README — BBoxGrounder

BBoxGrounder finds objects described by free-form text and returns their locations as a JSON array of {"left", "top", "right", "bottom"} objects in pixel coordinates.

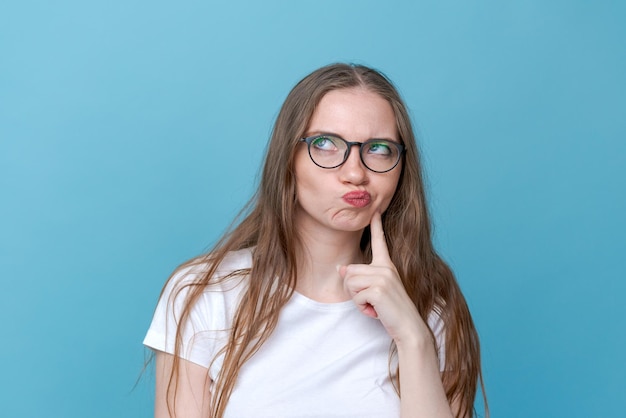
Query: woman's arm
[
  {"left": 155, "top": 351, "right": 212, "bottom": 418},
  {"left": 341, "top": 212, "right": 453, "bottom": 418},
  {"left": 396, "top": 338, "right": 453, "bottom": 418}
]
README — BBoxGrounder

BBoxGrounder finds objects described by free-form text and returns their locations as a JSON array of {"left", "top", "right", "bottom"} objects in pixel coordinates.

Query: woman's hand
[
  {"left": 340, "top": 212, "right": 454, "bottom": 418},
  {"left": 338, "top": 211, "right": 431, "bottom": 348}
]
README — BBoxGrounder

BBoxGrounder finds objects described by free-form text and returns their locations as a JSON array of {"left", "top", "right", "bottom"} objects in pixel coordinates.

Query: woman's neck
[{"left": 295, "top": 224, "right": 364, "bottom": 303}]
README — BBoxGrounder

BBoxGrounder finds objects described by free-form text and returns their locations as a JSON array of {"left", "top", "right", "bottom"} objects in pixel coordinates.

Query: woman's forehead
[{"left": 306, "top": 88, "right": 398, "bottom": 141}]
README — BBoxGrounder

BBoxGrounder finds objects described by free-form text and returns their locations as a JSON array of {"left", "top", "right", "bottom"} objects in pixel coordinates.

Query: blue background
[{"left": 1, "top": 1, "right": 624, "bottom": 417}]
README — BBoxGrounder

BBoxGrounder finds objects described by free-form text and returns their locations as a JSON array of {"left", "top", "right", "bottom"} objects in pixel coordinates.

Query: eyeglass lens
[{"left": 307, "top": 135, "right": 401, "bottom": 172}]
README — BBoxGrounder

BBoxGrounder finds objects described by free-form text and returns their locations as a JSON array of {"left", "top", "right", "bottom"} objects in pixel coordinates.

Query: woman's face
[{"left": 294, "top": 87, "right": 402, "bottom": 234}]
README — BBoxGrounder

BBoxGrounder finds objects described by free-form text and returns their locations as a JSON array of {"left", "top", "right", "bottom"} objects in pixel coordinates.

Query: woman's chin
[{"left": 330, "top": 216, "right": 371, "bottom": 233}]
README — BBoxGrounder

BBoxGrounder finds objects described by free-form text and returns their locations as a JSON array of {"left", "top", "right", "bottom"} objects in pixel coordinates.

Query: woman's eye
[
  {"left": 312, "top": 137, "right": 338, "bottom": 151},
  {"left": 367, "top": 141, "right": 392, "bottom": 155}
]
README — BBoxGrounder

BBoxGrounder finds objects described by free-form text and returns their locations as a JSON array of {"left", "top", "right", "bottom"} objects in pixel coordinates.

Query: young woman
[{"left": 144, "top": 63, "right": 487, "bottom": 418}]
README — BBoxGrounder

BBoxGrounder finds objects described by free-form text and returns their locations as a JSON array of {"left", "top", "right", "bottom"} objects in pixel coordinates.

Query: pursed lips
[{"left": 342, "top": 191, "right": 371, "bottom": 208}]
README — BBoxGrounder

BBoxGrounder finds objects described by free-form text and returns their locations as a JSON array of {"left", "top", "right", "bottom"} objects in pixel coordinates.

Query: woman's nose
[{"left": 339, "top": 145, "right": 368, "bottom": 184}]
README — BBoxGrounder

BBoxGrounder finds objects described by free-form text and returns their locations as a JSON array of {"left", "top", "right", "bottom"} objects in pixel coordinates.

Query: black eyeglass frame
[{"left": 299, "top": 135, "right": 405, "bottom": 173}]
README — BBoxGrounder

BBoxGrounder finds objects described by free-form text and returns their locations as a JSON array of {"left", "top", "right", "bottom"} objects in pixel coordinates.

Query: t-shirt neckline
[{"left": 290, "top": 290, "right": 357, "bottom": 312}]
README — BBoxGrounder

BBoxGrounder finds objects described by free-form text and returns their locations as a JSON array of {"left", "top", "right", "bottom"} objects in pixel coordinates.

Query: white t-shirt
[{"left": 144, "top": 248, "right": 446, "bottom": 418}]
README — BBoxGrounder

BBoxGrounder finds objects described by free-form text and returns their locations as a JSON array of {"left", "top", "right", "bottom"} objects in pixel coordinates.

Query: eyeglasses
[{"left": 300, "top": 134, "right": 405, "bottom": 173}]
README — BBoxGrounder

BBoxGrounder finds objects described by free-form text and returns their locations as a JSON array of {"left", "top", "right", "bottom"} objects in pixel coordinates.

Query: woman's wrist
[{"left": 394, "top": 324, "right": 437, "bottom": 358}]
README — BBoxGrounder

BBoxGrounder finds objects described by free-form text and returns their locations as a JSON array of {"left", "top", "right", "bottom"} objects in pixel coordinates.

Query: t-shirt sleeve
[
  {"left": 427, "top": 308, "right": 447, "bottom": 372},
  {"left": 143, "top": 266, "right": 229, "bottom": 369}
]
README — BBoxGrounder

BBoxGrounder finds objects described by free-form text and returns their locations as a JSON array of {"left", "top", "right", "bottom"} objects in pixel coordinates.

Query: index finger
[{"left": 370, "top": 211, "right": 392, "bottom": 265}]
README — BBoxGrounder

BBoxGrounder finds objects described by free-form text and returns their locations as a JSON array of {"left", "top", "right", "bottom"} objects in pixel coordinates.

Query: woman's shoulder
[
  {"left": 214, "top": 247, "right": 254, "bottom": 276},
  {"left": 145, "top": 248, "right": 254, "bottom": 365},
  {"left": 159, "top": 248, "right": 253, "bottom": 306},
  {"left": 158, "top": 247, "right": 254, "bottom": 315},
  {"left": 171, "top": 247, "right": 254, "bottom": 283}
]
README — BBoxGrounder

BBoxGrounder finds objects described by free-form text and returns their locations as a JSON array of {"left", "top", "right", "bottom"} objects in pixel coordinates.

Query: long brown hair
[{"left": 161, "top": 63, "right": 487, "bottom": 417}]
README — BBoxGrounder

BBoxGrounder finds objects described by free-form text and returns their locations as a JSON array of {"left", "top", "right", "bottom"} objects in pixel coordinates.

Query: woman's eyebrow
[
  {"left": 304, "top": 131, "right": 400, "bottom": 143},
  {"left": 304, "top": 131, "right": 345, "bottom": 139}
]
